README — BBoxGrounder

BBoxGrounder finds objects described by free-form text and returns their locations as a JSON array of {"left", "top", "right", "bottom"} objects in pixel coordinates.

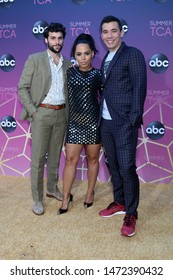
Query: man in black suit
[{"left": 99, "top": 15, "right": 147, "bottom": 237}]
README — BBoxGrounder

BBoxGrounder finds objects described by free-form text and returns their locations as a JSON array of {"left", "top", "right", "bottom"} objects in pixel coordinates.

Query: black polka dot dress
[{"left": 66, "top": 67, "right": 102, "bottom": 144}]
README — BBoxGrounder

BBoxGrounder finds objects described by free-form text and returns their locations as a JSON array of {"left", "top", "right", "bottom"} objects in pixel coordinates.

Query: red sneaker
[
  {"left": 121, "top": 214, "right": 136, "bottom": 237},
  {"left": 99, "top": 202, "right": 125, "bottom": 218}
]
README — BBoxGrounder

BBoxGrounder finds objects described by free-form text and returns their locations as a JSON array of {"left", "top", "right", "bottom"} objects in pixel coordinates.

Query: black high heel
[
  {"left": 84, "top": 201, "right": 93, "bottom": 208},
  {"left": 84, "top": 190, "right": 94, "bottom": 208},
  {"left": 57, "top": 193, "right": 73, "bottom": 215}
]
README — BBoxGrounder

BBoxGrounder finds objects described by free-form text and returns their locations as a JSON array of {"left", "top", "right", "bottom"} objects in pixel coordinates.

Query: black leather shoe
[{"left": 57, "top": 194, "right": 73, "bottom": 215}]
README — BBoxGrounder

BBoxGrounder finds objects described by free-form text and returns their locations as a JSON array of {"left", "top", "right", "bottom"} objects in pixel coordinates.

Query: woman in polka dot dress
[{"left": 57, "top": 33, "right": 102, "bottom": 214}]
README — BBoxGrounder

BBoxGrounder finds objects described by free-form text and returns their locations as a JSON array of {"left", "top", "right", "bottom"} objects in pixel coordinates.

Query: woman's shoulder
[
  {"left": 67, "top": 65, "right": 75, "bottom": 72},
  {"left": 93, "top": 68, "right": 101, "bottom": 72},
  {"left": 67, "top": 65, "right": 80, "bottom": 76},
  {"left": 92, "top": 68, "right": 101, "bottom": 76}
]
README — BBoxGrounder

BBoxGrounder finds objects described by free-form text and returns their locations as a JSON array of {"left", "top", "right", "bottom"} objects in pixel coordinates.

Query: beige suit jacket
[{"left": 18, "top": 50, "right": 71, "bottom": 121}]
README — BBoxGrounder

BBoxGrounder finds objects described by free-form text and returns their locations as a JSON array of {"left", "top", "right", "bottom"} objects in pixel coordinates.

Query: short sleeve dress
[{"left": 66, "top": 67, "right": 102, "bottom": 144}]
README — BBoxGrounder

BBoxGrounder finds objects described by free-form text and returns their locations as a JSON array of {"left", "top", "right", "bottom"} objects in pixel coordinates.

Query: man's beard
[{"left": 48, "top": 43, "right": 63, "bottom": 54}]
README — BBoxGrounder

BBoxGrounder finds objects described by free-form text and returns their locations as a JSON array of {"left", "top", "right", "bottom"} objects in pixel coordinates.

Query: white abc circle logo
[
  {"left": 149, "top": 54, "right": 169, "bottom": 73},
  {"left": 154, "top": 0, "right": 167, "bottom": 3},
  {"left": 72, "top": 0, "right": 87, "bottom": 4},
  {"left": 120, "top": 19, "right": 128, "bottom": 34},
  {"left": 0, "top": 54, "right": 16, "bottom": 72},
  {"left": 0, "top": 0, "right": 14, "bottom": 8},
  {"left": 32, "top": 20, "right": 48, "bottom": 39},
  {"left": 0, "top": 0, "right": 14, "bottom": 1},
  {"left": 146, "top": 121, "right": 165, "bottom": 140},
  {"left": 1, "top": 115, "right": 17, "bottom": 133}
]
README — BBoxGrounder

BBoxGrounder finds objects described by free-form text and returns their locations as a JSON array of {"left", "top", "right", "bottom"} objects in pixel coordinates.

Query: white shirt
[
  {"left": 42, "top": 51, "right": 65, "bottom": 105},
  {"left": 102, "top": 51, "right": 116, "bottom": 120}
]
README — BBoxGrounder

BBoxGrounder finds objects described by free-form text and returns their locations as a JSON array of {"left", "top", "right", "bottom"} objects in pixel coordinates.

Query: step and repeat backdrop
[{"left": 0, "top": 0, "right": 173, "bottom": 183}]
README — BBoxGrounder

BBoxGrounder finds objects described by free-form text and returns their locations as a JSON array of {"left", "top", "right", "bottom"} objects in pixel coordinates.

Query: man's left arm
[{"left": 129, "top": 48, "right": 147, "bottom": 127}]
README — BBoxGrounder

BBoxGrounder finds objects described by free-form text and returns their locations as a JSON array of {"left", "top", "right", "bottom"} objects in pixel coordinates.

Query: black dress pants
[{"left": 101, "top": 116, "right": 139, "bottom": 218}]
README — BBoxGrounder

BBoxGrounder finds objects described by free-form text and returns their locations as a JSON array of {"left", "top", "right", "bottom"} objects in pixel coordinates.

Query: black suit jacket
[{"left": 101, "top": 42, "right": 147, "bottom": 127}]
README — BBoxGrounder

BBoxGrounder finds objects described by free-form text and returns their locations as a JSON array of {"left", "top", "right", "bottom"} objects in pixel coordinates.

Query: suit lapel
[
  {"left": 42, "top": 51, "right": 51, "bottom": 74},
  {"left": 102, "top": 42, "right": 126, "bottom": 85}
]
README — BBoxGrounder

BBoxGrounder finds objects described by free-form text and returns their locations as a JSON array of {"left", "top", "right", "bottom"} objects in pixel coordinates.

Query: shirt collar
[{"left": 47, "top": 50, "right": 63, "bottom": 63}]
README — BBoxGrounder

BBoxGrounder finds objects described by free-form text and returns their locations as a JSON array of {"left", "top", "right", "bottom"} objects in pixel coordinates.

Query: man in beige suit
[{"left": 18, "top": 22, "right": 71, "bottom": 215}]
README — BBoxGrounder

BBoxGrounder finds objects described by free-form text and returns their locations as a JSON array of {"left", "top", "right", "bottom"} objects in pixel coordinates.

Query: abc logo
[
  {"left": 149, "top": 54, "right": 169, "bottom": 73},
  {"left": 154, "top": 0, "right": 167, "bottom": 3},
  {"left": 70, "top": 57, "right": 77, "bottom": 65},
  {"left": 32, "top": 20, "right": 48, "bottom": 39},
  {"left": 0, "top": 54, "right": 15, "bottom": 72},
  {"left": 72, "top": 0, "right": 87, "bottom": 4},
  {"left": 0, "top": 0, "right": 14, "bottom": 8},
  {"left": 1, "top": 115, "right": 17, "bottom": 133},
  {"left": 120, "top": 19, "right": 128, "bottom": 34},
  {"left": 146, "top": 121, "right": 165, "bottom": 140}
]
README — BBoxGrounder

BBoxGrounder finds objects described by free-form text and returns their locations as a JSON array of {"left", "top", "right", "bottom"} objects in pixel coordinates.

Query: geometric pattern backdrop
[{"left": 0, "top": 0, "right": 173, "bottom": 184}]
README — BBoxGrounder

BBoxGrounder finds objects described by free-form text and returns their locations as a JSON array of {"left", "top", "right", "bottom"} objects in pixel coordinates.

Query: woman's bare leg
[
  {"left": 85, "top": 144, "right": 101, "bottom": 204},
  {"left": 60, "top": 143, "right": 83, "bottom": 209}
]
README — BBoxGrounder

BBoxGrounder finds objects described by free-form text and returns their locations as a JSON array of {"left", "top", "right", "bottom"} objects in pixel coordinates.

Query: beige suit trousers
[{"left": 31, "top": 106, "right": 66, "bottom": 202}]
